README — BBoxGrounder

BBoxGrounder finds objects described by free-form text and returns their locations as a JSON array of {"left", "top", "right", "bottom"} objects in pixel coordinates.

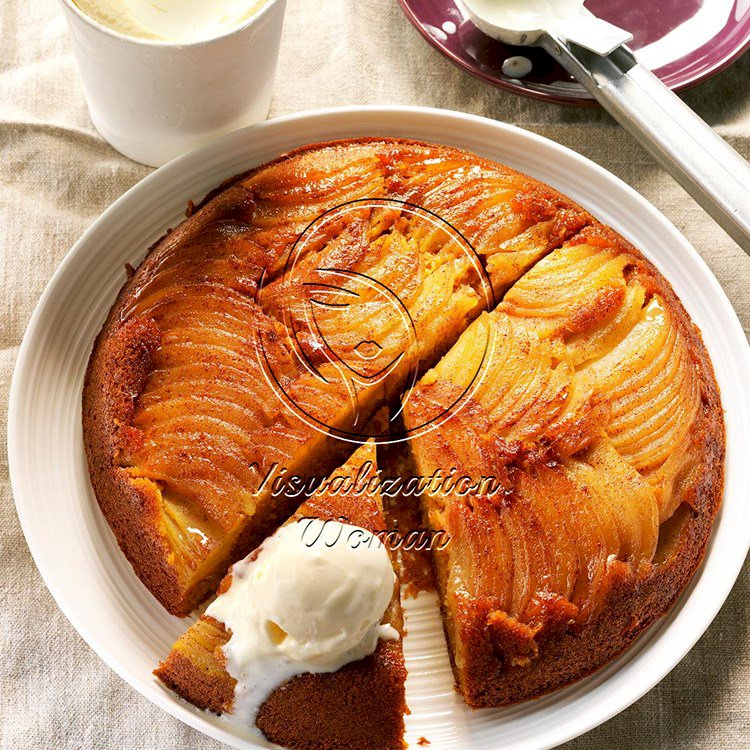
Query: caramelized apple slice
[
  {"left": 383, "top": 142, "right": 589, "bottom": 294},
  {"left": 437, "top": 491, "right": 559, "bottom": 634},
  {"left": 573, "top": 440, "right": 659, "bottom": 567},
  {"left": 581, "top": 296, "right": 701, "bottom": 520},
  {"left": 127, "top": 232, "right": 273, "bottom": 305},
  {"left": 420, "top": 311, "right": 600, "bottom": 452},
  {"left": 500, "top": 235, "right": 632, "bottom": 339},
  {"left": 514, "top": 463, "right": 616, "bottom": 623},
  {"left": 566, "top": 280, "right": 646, "bottom": 366},
  {"left": 437, "top": 500, "right": 513, "bottom": 627},
  {"left": 240, "top": 144, "right": 390, "bottom": 272},
  {"left": 431, "top": 450, "right": 640, "bottom": 665},
  {"left": 259, "top": 209, "right": 487, "bottom": 381},
  {"left": 503, "top": 496, "right": 557, "bottom": 619}
]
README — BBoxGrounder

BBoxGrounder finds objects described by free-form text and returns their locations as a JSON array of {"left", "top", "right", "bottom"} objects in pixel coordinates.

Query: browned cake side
[
  {"left": 403, "top": 223, "right": 724, "bottom": 706},
  {"left": 155, "top": 442, "right": 408, "bottom": 750},
  {"left": 156, "top": 618, "right": 406, "bottom": 750},
  {"left": 83, "top": 137, "right": 589, "bottom": 616}
]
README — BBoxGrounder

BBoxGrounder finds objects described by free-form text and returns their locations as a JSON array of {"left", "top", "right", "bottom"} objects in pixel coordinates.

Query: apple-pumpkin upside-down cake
[{"left": 83, "top": 138, "right": 723, "bottom": 735}]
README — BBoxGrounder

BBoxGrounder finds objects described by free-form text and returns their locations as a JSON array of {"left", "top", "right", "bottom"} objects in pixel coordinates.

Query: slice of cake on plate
[
  {"left": 155, "top": 440, "right": 408, "bottom": 750},
  {"left": 403, "top": 225, "right": 723, "bottom": 706}
]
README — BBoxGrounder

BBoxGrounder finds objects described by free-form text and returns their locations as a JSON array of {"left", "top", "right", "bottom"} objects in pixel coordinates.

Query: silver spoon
[{"left": 463, "top": 0, "right": 750, "bottom": 253}]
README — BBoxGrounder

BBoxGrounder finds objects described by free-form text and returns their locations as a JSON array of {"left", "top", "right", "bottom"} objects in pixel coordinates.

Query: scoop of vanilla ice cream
[
  {"left": 73, "top": 0, "right": 268, "bottom": 43},
  {"left": 252, "top": 519, "right": 396, "bottom": 661},
  {"left": 205, "top": 519, "right": 398, "bottom": 727}
]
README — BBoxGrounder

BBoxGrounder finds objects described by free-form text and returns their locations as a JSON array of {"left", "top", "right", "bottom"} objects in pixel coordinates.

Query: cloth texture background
[{"left": 1, "top": 0, "right": 748, "bottom": 747}]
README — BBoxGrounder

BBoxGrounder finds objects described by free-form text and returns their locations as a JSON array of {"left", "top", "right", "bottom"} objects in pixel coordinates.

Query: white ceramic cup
[{"left": 59, "top": 0, "right": 286, "bottom": 167}]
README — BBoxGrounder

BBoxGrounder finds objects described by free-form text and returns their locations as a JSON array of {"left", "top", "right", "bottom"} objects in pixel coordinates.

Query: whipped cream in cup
[
  {"left": 59, "top": 0, "right": 286, "bottom": 166},
  {"left": 72, "top": 0, "right": 270, "bottom": 43}
]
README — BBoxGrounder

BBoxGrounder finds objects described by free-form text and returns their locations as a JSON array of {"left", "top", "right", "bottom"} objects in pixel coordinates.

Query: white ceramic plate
[{"left": 9, "top": 106, "right": 750, "bottom": 750}]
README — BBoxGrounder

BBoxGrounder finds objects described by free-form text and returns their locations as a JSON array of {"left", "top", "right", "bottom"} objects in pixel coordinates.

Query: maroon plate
[{"left": 398, "top": 0, "right": 750, "bottom": 104}]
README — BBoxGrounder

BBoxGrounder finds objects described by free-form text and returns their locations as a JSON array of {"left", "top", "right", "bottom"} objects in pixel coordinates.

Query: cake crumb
[{"left": 417, "top": 738, "right": 430, "bottom": 746}]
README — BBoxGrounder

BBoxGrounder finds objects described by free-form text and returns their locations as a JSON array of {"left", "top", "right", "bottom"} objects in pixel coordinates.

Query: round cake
[{"left": 82, "top": 138, "right": 724, "bottom": 718}]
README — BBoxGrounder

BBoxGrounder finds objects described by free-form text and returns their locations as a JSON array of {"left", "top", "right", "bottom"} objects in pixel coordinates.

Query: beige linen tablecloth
[{"left": 1, "top": 0, "right": 748, "bottom": 747}]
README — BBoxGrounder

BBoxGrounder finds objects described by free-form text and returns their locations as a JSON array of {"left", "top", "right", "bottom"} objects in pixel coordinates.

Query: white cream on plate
[
  {"left": 205, "top": 519, "right": 399, "bottom": 728},
  {"left": 73, "top": 0, "right": 268, "bottom": 43},
  {"left": 463, "top": 0, "right": 585, "bottom": 31}
]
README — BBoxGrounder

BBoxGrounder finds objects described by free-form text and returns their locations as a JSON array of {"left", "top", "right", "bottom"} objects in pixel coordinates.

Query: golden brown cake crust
[
  {"left": 256, "top": 639, "right": 407, "bottom": 750},
  {"left": 156, "top": 624, "right": 407, "bottom": 750}
]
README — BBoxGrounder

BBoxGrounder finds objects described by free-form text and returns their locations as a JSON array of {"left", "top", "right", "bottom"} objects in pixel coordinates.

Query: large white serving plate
[{"left": 9, "top": 106, "right": 750, "bottom": 750}]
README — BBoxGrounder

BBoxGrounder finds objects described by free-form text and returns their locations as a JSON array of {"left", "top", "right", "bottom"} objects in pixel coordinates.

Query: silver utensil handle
[{"left": 543, "top": 39, "right": 750, "bottom": 253}]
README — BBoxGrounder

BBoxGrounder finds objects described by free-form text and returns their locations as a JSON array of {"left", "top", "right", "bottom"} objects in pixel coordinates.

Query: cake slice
[
  {"left": 155, "top": 440, "right": 408, "bottom": 750},
  {"left": 403, "top": 224, "right": 723, "bottom": 706}
]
